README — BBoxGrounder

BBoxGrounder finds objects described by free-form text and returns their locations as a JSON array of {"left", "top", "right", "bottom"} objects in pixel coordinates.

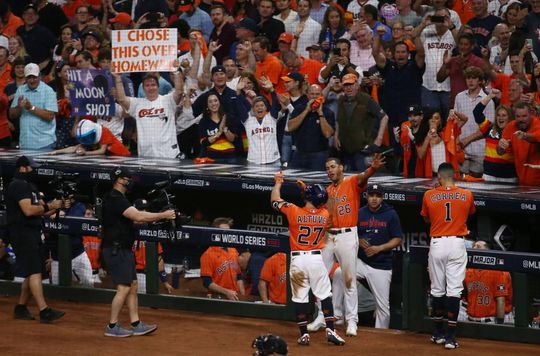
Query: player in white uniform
[{"left": 114, "top": 72, "right": 184, "bottom": 158}]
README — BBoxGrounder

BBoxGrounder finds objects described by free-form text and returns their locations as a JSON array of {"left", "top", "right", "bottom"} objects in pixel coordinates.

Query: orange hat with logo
[{"left": 109, "top": 12, "right": 132, "bottom": 25}]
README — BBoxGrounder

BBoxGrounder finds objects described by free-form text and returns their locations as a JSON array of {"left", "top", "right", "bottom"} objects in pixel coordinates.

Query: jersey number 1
[
  {"left": 298, "top": 226, "right": 324, "bottom": 246},
  {"left": 444, "top": 202, "right": 452, "bottom": 222}
]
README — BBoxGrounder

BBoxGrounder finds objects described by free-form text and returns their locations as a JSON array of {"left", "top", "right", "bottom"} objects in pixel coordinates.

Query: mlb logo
[
  {"left": 211, "top": 234, "right": 221, "bottom": 242},
  {"left": 497, "top": 284, "right": 505, "bottom": 291},
  {"left": 497, "top": 258, "right": 505, "bottom": 265}
]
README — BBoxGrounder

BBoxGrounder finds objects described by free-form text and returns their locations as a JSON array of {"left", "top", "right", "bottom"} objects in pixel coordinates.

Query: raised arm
[
  {"left": 172, "top": 71, "right": 185, "bottom": 105},
  {"left": 113, "top": 74, "right": 130, "bottom": 111},
  {"left": 357, "top": 153, "right": 385, "bottom": 186},
  {"left": 372, "top": 27, "right": 387, "bottom": 69}
]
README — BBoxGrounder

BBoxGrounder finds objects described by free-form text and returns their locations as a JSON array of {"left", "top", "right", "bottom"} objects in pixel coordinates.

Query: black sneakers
[
  {"left": 14, "top": 304, "right": 35, "bottom": 320},
  {"left": 39, "top": 307, "right": 65, "bottom": 323}
]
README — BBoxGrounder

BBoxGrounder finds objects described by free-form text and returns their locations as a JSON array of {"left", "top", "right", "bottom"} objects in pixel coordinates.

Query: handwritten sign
[{"left": 111, "top": 29, "right": 177, "bottom": 73}]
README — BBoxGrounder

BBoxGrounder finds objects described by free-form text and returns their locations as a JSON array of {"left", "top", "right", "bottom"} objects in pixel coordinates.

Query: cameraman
[
  {"left": 102, "top": 167, "right": 175, "bottom": 338},
  {"left": 6, "top": 156, "right": 65, "bottom": 323}
]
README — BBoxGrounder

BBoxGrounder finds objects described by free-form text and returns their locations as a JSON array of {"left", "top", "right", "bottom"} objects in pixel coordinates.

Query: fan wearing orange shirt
[
  {"left": 271, "top": 171, "right": 345, "bottom": 347},
  {"left": 253, "top": 36, "right": 287, "bottom": 97},
  {"left": 50, "top": 119, "right": 130, "bottom": 156},
  {"left": 497, "top": 102, "right": 540, "bottom": 186},
  {"left": 258, "top": 252, "right": 287, "bottom": 304},
  {"left": 81, "top": 205, "right": 103, "bottom": 284},
  {"left": 420, "top": 162, "right": 476, "bottom": 350},
  {"left": 200, "top": 218, "right": 245, "bottom": 300}
]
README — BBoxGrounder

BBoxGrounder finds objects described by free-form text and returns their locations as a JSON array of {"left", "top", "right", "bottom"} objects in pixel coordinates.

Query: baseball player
[
  {"left": 421, "top": 162, "right": 476, "bottom": 349},
  {"left": 258, "top": 252, "right": 287, "bottom": 304},
  {"left": 356, "top": 184, "right": 402, "bottom": 329},
  {"left": 309, "top": 154, "right": 385, "bottom": 337},
  {"left": 460, "top": 240, "right": 513, "bottom": 324},
  {"left": 271, "top": 171, "right": 345, "bottom": 346}
]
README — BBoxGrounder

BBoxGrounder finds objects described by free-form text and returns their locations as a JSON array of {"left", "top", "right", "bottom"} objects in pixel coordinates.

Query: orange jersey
[
  {"left": 259, "top": 252, "right": 287, "bottom": 304},
  {"left": 421, "top": 185, "right": 476, "bottom": 237},
  {"left": 297, "top": 57, "right": 324, "bottom": 85},
  {"left": 100, "top": 126, "right": 131, "bottom": 156},
  {"left": 200, "top": 247, "right": 241, "bottom": 292},
  {"left": 82, "top": 235, "right": 102, "bottom": 270},
  {"left": 452, "top": 0, "right": 475, "bottom": 25},
  {"left": 502, "top": 119, "right": 540, "bottom": 186},
  {"left": 133, "top": 241, "right": 164, "bottom": 271},
  {"left": 280, "top": 203, "right": 330, "bottom": 251},
  {"left": 327, "top": 175, "right": 365, "bottom": 228},
  {"left": 465, "top": 269, "right": 513, "bottom": 318}
]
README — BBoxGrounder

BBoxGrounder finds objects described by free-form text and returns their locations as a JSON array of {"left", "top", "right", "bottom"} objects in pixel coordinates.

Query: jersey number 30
[{"left": 298, "top": 226, "right": 324, "bottom": 246}]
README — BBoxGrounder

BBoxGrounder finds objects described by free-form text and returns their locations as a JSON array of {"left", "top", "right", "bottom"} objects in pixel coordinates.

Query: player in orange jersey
[
  {"left": 259, "top": 252, "right": 287, "bottom": 304},
  {"left": 421, "top": 162, "right": 476, "bottom": 349},
  {"left": 460, "top": 240, "right": 513, "bottom": 324},
  {"left": 272, "top": 171, "right": 345, "bottom": 347},
  {"left": 309, "top": 154, "right": 385, "bottom": 337}
]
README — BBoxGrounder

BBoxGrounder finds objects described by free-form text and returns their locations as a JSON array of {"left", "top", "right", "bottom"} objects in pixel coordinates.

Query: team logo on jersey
[
  {"left": 497, "top": 284, "right": 506, "bottom": 292},
  {"left": 138, "top": 107, "right": 165, "bottom": 118}
]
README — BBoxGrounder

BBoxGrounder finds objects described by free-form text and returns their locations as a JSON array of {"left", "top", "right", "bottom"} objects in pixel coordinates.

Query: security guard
[
  {"left": 102, "top": 167, "right": 176, "bottom": 338},
  {"left": 6, "top": 156, "right": 65, "bottom": 323}
]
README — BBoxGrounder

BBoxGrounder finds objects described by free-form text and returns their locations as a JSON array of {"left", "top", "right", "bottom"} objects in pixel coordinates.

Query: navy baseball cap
[
  {"left": 408, "top": 104, "right": 423, "bottom": 116},
  {"left": 367, "top": 184, "right": 384, "bottom": 195},
  {"left": 211, "top": 65, "right": 226, "bottom": 75},
  {"left": 237, "top": 18, "right": 258, "bottom": 34},
  {"left": 16, "top": 155, "right": 41, "bottom": 168},
  {"left": 281, "top": 72, "right": 304, "bottom": 83},
  {"left": 112, "top": 166, "right": 132, "bottom": 180}
]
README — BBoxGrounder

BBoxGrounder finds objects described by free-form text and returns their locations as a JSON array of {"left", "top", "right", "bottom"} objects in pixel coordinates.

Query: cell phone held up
[
  {"left": 430, "top": 15, "right": 445, "bottom": 24},
  {"left": 332, "top": 48, "right": 341, "bottom": 56}
]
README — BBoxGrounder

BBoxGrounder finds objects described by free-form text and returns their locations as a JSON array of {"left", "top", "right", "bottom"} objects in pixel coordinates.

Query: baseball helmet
[
  {"left": 304, "top": 184, "right": 328, "bottom": 208},
  {"left": 252, "top": 334, "right": 288, "bottom": 356},
  {"left": 76, "top": 119, "right": 102, "bottom": 145}
]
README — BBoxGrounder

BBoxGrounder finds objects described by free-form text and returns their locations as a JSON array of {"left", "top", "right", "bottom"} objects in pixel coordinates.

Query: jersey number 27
[{"left": 298, "top": 226, "right": 324, "bottom": 246}]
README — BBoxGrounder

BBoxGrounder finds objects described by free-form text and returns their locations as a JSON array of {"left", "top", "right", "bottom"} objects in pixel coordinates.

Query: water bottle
[
  {"left": 326, "top": 29, "right": 332, "bottom": 50},
  {"left": 494, "top": 55, "right": 501, "bottom": 66}
]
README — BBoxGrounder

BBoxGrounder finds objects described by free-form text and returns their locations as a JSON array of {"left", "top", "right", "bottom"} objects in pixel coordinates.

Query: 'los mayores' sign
[{"left": 111, "top": 29, "right": 177, "bottom": 73}]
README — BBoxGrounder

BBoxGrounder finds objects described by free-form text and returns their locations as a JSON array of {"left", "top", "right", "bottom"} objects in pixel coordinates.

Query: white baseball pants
[
  {"left": 356, "top": 258, "right": 392, "bottom": 328},
  {"left": 428, "top": 236, "right": 467, "bottom": 298}
]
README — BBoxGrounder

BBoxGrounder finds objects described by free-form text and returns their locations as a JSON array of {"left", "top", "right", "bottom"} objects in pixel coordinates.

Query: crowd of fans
[{"left": 0, "top": 0, "right": 539, "bottom": 186}]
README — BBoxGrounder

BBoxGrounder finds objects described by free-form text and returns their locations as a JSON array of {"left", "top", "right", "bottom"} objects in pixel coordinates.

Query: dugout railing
[
  {"left": 402, "top": 245, "right": 540, "bottom": 344},
  {"left": 0, "top": 216, "right": 296, "bottom": 321}
]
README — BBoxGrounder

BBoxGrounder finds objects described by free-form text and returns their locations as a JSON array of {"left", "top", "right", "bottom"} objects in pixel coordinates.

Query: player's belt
[
  {"left": 328, "top": 228, "right": 352, "bottom": 235},
  {"left": 468, "top": 316, "right": 493, "bottom": 323},
  {"left": 431, "top": 235, "right": 465, "bottom": 239},
  {"left": 291, "top": 250, "right": 322, "bottom": 257}
]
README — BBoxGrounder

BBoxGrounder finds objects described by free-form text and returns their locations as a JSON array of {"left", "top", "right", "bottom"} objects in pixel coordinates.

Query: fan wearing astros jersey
[
  {"left": 309, "top": 154, "right": 385, "bottom": 337},
  {"left": 421, "top": 162, "right": 476, "bottom": 350},
  {"left": 271, "top": 171, "right": 345, "bottom": 347}
]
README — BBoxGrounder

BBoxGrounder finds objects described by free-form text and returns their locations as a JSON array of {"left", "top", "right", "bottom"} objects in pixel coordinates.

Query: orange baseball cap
[
  {"left": 341, "top": 73, "right": 358, "bottom": 85},
  {"left": 109, "top": 12, "right": 132, "bottom": 25},
  {"left": 278, "top": 32, "right": 294, "bottom": 44},
  {"left": 178, "top": 0, "right": 194, "bottom": 12}
]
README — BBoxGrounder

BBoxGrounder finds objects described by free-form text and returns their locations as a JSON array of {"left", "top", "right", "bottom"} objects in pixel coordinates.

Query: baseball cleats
[
  {"left": 104, "top": 324, "right": 133, "bottom": 337},
  {"left": 326, "top": 328, "right": 345, "bottom": 346},
  {"left": 430, "top": 332, "right": 446, "bottom": 345},
  {"left": 39, "top": 307, "right": 65, "bottom": 323},
  {"left": 14, "top": 304, "right": 35, "bottom": 320},
  {"left": 346, "top": 322, "right": 357, "bottom": 337},
  {"left": 132, "top": 321, "right": 157, "bottom": 336},
  {"left": 307, "top": 314, "right": 326, "bottom": 332},
  {"left": 444, "top": 338, "right": 459, "bottom": 349},
  {"left": 297, "top": 333, "right": 310, "bottom": 346}
]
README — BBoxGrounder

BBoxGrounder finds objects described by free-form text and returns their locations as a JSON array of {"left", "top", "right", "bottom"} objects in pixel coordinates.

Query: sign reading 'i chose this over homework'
[
  {"left": 67, "top": 69, "right": 115, "bottom": 116},
  {"left": 111, "top": 29, "right": 178, "bottom": 73}
]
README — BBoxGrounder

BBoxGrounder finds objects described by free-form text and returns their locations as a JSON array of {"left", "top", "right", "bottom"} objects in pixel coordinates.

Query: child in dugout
[{"left": 49, "top": 119, "right": 130, "bottom": 156}]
